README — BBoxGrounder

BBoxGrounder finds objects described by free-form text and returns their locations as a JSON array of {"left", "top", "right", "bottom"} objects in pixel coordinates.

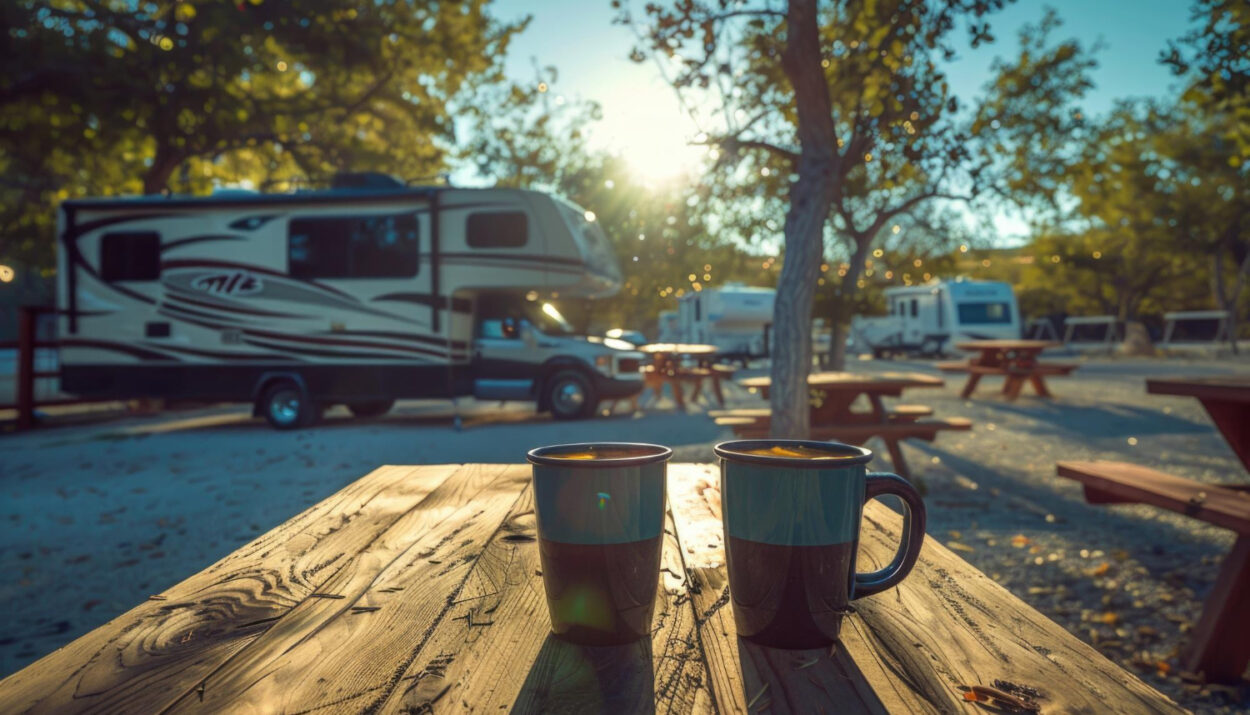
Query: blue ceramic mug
[
  {"left": 715, "top": 439, "right": 926, "bottom": 648},
  {"left": 527, "top": 442, "right": 671, "bottom": 645}
]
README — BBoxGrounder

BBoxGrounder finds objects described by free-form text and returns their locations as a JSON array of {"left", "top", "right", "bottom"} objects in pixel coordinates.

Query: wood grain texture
[
  {"left": 666, "top": 464, "right": 1184, "bottom": 714},
  {"left": 0, "top": 464, "right": 462, "bottom": 715},
  {"left": 377, "top": 487, "right": 713, "bottom": 713},
  {"left": 168, "top": 464, "right": 530, "bottom": 714}
]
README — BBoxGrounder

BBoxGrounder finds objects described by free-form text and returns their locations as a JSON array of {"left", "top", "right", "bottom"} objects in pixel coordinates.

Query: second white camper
[{"left": 850, "top": 279, "right": 1021, "bottom": 357}]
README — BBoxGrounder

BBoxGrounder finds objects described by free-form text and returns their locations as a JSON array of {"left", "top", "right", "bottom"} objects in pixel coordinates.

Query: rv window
[
  {"left": 695, "top": 298, "right": 701, "bottom": 321},
  {"left": 288, "top": 213, "right": 419, "bottom": 279},
  {"left": 467, "top": 211, "right": 528, "bottom": 248},
  {"left": 910, "top": 299, "right": 918, "bottom": 318},
  {"left": 957, "top": 302, "right": 1012, "bottom": 324},
  {"left": 100, "top": 232, "right": 161, "bottom": 281}
]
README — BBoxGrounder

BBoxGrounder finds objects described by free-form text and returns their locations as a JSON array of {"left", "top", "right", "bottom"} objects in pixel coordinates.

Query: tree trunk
[
  {"left": 768, "top": 0, "right": 836, "bottom": 439},
  {"left": 142, "top": 143, "right": 181, "bottom": 195},
  {"left": 1218, "top": 250, "right": 1249, "bottom": 355}
]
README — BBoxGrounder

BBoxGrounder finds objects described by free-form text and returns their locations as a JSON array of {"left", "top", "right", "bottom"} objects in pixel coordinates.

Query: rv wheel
[
  {"left": 348, "top": 400, "right": 394, "bottom": 418},
  {"left": 261, "top": 381, "right": 319, "bottom": 430},
  {"left": 545, "top": 370, "right": 597, "bottom": 420}
]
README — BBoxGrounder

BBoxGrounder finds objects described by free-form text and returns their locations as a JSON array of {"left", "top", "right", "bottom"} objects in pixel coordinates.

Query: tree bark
[
  {"left": 768, "top": 0, "right": 837, "bottom": 439},
  {"left": 142, "top": 142, "right": 181, "bottom": 195}
]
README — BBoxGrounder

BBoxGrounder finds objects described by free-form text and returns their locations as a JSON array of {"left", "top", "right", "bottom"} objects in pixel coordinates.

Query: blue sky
[{"left": 487, "top": 0, "right": 1196, "bottom": 238}]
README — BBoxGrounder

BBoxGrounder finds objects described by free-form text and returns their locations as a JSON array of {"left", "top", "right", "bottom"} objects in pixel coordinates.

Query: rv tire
[
  {"left": 348, "top": 400, "right": 395, "bottom": 418},
  {"left": 544, "top": 370, "right": 597, "bottom": 420},
  {"left": 260, "top": 380, "right": 320, "bottom": 430}
]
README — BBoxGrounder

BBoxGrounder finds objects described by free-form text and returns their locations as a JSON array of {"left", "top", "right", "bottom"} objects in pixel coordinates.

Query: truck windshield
[
  {"left": 957, "top": 302, "right": 1012, "bottom": 324},
  {"left": 524, "top": 301, "right": 576, "bottom": 336}
]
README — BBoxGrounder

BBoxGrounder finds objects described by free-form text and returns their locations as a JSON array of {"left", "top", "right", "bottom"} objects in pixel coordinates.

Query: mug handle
[{"left": 852, "top": 472, "right": 927, "bottom": 599}]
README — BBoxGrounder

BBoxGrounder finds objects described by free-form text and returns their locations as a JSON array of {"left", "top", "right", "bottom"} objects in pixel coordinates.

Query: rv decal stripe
[
  {"left": 164, "top": 289, "right": 310, "bottom": 319},
  {"left": 160, "top": 301, "right": 248, "bottom": 325},
  {"left": 157, "top": 308, "right": 232, "bottom": 332},
  {"left": 142, "top": 342, "right": 300, "bottom": 361},
  {"left": 67, "top": 212, "right": 180, "bottom": 240},
  {"left": 161, "top": 234, "right": 248, "bottom": 252},
  {"left": 315, "top": 329, "right": 468, "bottom": 351},
  {"left": 227, "top": 214, "right": 280, "bottom": 231},
  {"left": 241, "top": 338, "right": 437, "bottom": 362},
  {"left": 371, "top": 292, "right": 472, "bottom": 313},
  {"left": 241, "top": 328, "right": 455, "bottom": 359},
  {"left": 59, "top": 339, "right": 178, "bottom": 361},
  {"left": 161, "top": 259, "right": 356, "bottom": 301}
]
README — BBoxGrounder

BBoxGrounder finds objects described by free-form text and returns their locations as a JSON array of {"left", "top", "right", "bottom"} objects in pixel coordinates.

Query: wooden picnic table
[
  {"left": 0, "top": 463, "right": 1181, "bottom": 714},
  {"left": 1147, "top": 376, "right": 1250, "bottom": 471},
  {"left": 638, "top": 343, "right": 728, "bottom": 409},
  {"left": 941, "top": 339, "right": 1076, "bottom": 400},
  {"left": 730, "top": 372, "right": 965, "bottom": 477}
]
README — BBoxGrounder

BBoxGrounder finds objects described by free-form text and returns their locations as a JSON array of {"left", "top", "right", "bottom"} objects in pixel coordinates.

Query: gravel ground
[{"left": 1, "top": 353, "right": 1248, "bottom": 711}]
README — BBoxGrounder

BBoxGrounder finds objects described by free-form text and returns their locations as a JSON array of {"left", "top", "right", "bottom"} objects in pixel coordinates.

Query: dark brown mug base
[
  {"left": 726, "top": 536, "right": 858, "bottom": 649},
  {"left": 538, "top": 536, "right": 662, "bottom": 646}
]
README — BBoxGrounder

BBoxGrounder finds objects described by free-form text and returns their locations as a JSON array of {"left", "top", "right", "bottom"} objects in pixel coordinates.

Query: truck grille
[{"left": 617, "top": 358, "right": 641, "bottom": 373}]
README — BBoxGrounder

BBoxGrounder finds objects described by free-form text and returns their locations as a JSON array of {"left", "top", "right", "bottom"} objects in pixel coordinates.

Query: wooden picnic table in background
[
  {"left": 0, "top": 464, "right": 1182, "bottom": 714},
  {"left": 938, "top": 339, "right": 1077, "bottom": 400},
  {"left": 723, "top": 372, "right": 969, "bottom": 477},
  {"left": 637, "top": 343, "right": 732, "bottom": 409}
]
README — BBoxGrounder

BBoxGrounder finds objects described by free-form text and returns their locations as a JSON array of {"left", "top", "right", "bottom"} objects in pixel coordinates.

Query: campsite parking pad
[{"left": 1, "top": 356, "right": 1249, "bottom": 710}]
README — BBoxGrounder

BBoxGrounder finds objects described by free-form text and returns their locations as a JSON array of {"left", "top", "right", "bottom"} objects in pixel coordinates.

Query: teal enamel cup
[
  {"left": 715, "top": 439, "right": 926, "bottom": 648},
  {"left": 527, "top": 442, "right": 671, "bottom": 645}
]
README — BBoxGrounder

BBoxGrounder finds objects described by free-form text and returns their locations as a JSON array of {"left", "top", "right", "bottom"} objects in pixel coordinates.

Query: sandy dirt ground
[{"left": 2, "top": 354, "right": 1248, "bottom": 711}]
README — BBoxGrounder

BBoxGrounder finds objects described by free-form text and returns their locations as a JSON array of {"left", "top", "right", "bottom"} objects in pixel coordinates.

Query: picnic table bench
[
  {"left": 1056, "top": 461, "right": 1250, "bottom": 682},
  {"left": 724, "top": 372, "right": 968, "bottom": 478},
  {"left": 0, "top": 464, "right": 1181, "bottom": 713},
  {"left": 1054, "top": 376, "right": 1250, "bottom": 683},
  {"left": 938, "top": 340, "right": 1078, "bottom": 400}
]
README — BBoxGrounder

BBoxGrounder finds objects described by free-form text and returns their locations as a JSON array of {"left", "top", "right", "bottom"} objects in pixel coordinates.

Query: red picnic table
[{"left": 938, "top": 339, "right": 1078, "bottom": 400}]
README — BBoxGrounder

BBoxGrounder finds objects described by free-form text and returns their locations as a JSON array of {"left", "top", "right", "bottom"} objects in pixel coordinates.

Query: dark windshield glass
[{"left": 957, "top": 302, "right": 1012, "bottom": 324}]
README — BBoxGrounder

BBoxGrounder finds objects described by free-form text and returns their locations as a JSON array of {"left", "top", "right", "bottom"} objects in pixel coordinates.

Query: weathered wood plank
[
  {"left": 167, "top": 464, "right": 530, "bottom": 714},
  {"left": 667, "top": 464, "right": 1183, "bottom": 714},
  {"left": 377, "top": 487, "right": 713, "bottom": 713},
  {"left": 0, "top": 464, "right": 462, "bottom": 715}
]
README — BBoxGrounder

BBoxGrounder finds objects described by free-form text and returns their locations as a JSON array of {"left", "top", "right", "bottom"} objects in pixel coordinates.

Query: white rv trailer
[
  {"left": 850, "top": 279, "right": 1021, "bottom": 357},
  {"left": 676, "top": 284, "right": 774, "bottom": 359},
  {"left": 56, "top": 175, "right": 644, "bottom": 428}
]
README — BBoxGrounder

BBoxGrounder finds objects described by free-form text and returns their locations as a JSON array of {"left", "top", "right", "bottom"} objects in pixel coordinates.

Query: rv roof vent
[{"left": 331, "top": 172, "right": 406, "bottom": 190}]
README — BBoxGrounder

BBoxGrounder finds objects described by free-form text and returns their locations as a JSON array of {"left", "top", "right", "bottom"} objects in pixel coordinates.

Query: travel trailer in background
[
  {"left": 850, "top": 279, "right": 1021, "bottom": 358},
  {"left": 56, "top": 174, "right": 644, "bottom": 428},
  {"left": 676, "top": 284, "right": 774, "bottom": 360}
]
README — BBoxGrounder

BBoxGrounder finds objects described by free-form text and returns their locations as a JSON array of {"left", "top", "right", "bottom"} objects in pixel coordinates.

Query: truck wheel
[
  {"left": 260, "top": 380, "right": 319, "bottom": 430},
  {"left": 545, "top": 370, "right": 597, "bottom": 420},
  {"left": 347, "top": 400, "right": 394, "bottom": 418}
]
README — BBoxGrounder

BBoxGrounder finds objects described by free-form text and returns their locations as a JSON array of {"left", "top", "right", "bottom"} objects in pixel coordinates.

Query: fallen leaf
[
  {"left": 1011, "top": 534, "right": 1030, "bottom": 548},
  {"left": 1086, "top": 562, "right": 1111, "bottom": 577},
  {"left": 947, "top": 541, "right": 975, "bottom": 553}
]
